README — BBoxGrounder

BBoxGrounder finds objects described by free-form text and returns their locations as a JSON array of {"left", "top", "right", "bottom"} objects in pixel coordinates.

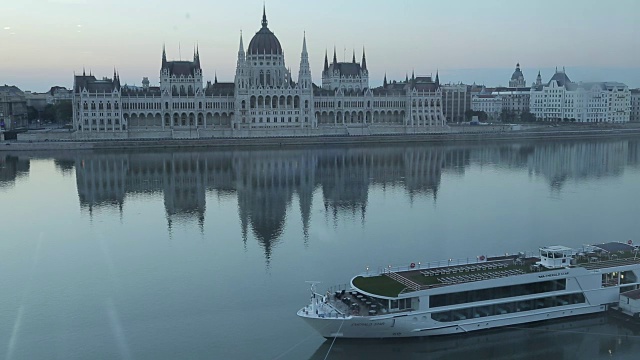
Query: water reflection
[
  {"left": 310, "top": 315, "right": 640, "bottom": 360},
  {"left": 11, "top": 138, "right": 640, "bottom": 263},
  {"left": 0, "top": 155, "right": 30, "bottom": 188}
]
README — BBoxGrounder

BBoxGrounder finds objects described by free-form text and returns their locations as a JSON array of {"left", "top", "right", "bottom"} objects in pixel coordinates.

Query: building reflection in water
[
  {"left": 0, "top": 154, "right": 30, "bottom": 189},
  {"left": 62, "top": 139, "right": 640, "bottom": 262}
]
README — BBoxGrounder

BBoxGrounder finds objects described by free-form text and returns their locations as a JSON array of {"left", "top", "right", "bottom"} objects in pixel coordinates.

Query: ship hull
[{"left": 299, "top": 304, "right": 606, "bottom": 338}]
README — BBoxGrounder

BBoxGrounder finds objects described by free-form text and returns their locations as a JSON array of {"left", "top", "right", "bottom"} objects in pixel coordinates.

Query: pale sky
[{"left": 1, "top": 0, "right": 639, "bottom": 92}]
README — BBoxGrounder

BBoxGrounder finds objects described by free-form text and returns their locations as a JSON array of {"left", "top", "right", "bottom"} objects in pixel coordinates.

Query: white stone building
[
  {"left": 72, "top": 7, "right": 446, "bottom": 138},
  {"left": 471, "top": 94, "right": 502, "bottom": 121},
  {"left": 530, "top": 68, "right": 630, "bottom": 123},
  {"left": 631, "top": 89, "right": 640, "bottom": 122}
]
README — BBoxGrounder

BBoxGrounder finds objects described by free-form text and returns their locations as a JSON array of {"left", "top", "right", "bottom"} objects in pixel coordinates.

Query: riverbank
[{"left": 3, "top": 125, "right": 640, "bottom": 151}]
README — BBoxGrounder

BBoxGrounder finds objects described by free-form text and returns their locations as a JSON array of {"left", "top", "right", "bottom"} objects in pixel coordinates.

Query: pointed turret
[
  {"left": 298, "top": 32, "right": 311, "bottom": 90},
  {"left": 352, "top": 49, "right": 356, "bottom": 63},
  {"left": 411, "top": 69, "right": 415, "bottom": 81},
  {"left": 195, "top": 44, "right": 200, "bottom": 69},
  {"left": 405, "top": 73, "right": 409, "bottom": 83},
  {"left": 383, "top": 73, "right": 388, "bottom": 87},
  {"left": 302, "top": 31, "right": 308, "bottom": 54},
  {"left": 323, "top": 49, "right": 329, "bottom": 73},
  {"left": 215, "top": 72, "right": 218, "bottom": 84},
  {"left": 162, "top": 44, "right": 167, "bottom": 68},
  {"left": 361, "top": 47, "right": 367, "bottom": 70},
  {"left": 435, "top": 70, "right": 440, "bottom": 86},
  {"left": 83, "top": 67, "right": 86, "bottom": 76},
  {"left": 332, "top": 46, "right": 337, "bottom": 65},
  {"left": 261, "top": 3, "right": 268, "bottom": 28}
]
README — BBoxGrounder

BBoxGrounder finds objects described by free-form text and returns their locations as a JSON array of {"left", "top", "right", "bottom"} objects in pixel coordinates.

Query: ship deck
[{"left": 353, "top": 250, "right": 640, "bottom": 298}]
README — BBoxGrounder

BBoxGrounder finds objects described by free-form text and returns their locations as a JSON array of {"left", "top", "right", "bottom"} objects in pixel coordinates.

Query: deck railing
[
  {"left": 366, "top": 251, "right": 536, "bottom": 276},
  {"left": 384, "top": 270, "right": 420, "bottom": 291}
]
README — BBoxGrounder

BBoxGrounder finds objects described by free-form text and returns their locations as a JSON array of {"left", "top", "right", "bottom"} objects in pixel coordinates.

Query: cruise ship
[{"left": 298, "top": 241, "right": 640, "bottom": 338}]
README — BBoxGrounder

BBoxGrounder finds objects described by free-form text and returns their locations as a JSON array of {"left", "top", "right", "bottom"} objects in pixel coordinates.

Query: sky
[{"left": 1, "top": 0, "right": 639, "bottom": 92}]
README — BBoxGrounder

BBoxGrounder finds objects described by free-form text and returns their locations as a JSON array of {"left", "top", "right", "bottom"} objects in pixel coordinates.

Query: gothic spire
[
  {"left": 435, "top": 69, "right": 439, "bottom": 86},
  {"left": 352, "top": 49, "right": 356, "bottom": 63},
  {"left": 261, "top": 3, "right": 268, "bottom": 28},
  {"left": 162, "top": 44, "right": 167, "bottom": 68},
  {"left": 383, "top": 72, "right": 388, "bottom": 87},
  {"left": 332, "top": 46, "right": 337, "bottom": 64},
  {"left": 324, "top": 49, "right": 329, "bottom": 72},
  {"left": 361, "top": 47, "right": 367, "bottom": 70},
  {"left": 302, "top": 31, "right": 307, "bottom": 54}
]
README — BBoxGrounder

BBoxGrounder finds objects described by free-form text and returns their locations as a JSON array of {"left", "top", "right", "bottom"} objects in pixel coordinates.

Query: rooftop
[{"left": 352, "top": 242, "right": 640, "bottom": 298}]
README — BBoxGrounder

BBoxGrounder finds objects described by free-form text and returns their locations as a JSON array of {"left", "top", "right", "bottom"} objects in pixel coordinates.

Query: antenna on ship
[{"left": 305, "top": 280, "right": 321, "bottom": 295}]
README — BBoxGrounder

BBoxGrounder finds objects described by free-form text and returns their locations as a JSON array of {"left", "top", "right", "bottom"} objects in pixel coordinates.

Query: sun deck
[{"left": 353, "top": 243, "right": 640, "bottom": 298}]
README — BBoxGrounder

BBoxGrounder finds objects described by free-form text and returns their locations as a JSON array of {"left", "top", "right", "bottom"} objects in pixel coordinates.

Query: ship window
[
  {"left": 431, "top": 293, "right": 585, "bottom": 322},
  {"left": 430, "top": 279, "right": 566, "bottom": 308}
]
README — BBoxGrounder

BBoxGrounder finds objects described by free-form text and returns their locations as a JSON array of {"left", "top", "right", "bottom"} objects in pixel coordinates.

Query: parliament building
[{"left": 72, "top": 7, "right": 447, "bottom": 139}]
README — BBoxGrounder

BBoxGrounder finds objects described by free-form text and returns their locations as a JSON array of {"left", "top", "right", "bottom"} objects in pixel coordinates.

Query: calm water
[{"left": 2, "top": 137, "right": 640, "bottom": 359}]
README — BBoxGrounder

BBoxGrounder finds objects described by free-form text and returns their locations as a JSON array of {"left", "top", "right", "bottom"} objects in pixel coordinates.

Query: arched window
[
  {"left": 106, "top": 102, "right": 111, "bottom": 110},
  {"left": 242, "top": 100, "right": 246, "bottom": 109},
  {"left": 114, "top": 102, "right": 119, "bottom": 110},
  {"left": 83, "top": 102, "right": 88, "bottom": 110},
  {"left": 91, "top": 102, "right": 96, "bottom": 110}
]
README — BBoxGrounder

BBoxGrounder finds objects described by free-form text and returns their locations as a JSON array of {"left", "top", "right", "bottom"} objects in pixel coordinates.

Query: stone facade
[
  {"left": 0, "top": 85, "right": 28, "bottom": 130},
  {"left": 530, "top": 69, "right": 630, "bottom": 123},
  {"left": 631, "top": 89, "right": 640, "bottom": 122},
  {"left": 72, "top": 7, "right": 446, "bottom": 138}
]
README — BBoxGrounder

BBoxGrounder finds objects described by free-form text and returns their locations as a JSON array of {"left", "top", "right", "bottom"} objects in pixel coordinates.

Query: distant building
[
  {"left": 0, "top": 85, "right": 28, "bottom": 130},
  {"left": 530, "top": 68, "right": 630, "bottom": 123},
  {"left": 509, "top": 63, "right": 526, "bottom": 88},
  {"left": 24, "top": 91, "right": 50, "bottom": 112},
  {"left": 49, "top": 86, "right": 73, "bottom": 104},
  {"left": 441, "top": 83, "right": 471, "bottom": 123},
  {"left": 471, "top": 94, "right": 502, "bottom": 121},
  {"left": 631, "top": 89, "right": 640, "bottom": 122}
]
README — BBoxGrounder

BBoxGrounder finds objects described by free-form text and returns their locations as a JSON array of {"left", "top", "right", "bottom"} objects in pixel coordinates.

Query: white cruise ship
[{"left": 298, "top": 241, "right": 640, "bottom": 338}]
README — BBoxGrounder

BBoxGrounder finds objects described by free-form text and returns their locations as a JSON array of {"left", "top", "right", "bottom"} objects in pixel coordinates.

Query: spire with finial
[
  {"left": 435, "top": 69, "right": 439, "bottom": 86},
  {"left": 361, "top": 47, "right": 367, "bottom": 70},
  {"left": 162, "top": 44, "right": 167, "bottom": 68},
  {"left": 352, "top": 49, "right": 356, "bottom": 63},
  {"left": 323, "top": 49, "right": 329, "bottom": 72},
  {"left": 383, "top": 72, "right": 388, "bottom": 87},
  {"left": 83, "top": 67, "right": 85, "bottom": 76},
  {"left": 195, "top": 44, "right": 201, "bottom": 69},
  {"left": 411, "top": 69, "right": 415, "bottom": 81},
  {"left": 215, "top": 71, "right": 218, "bottom": 84},
  {"left": 332, "top": 46, "right": 337, "bottom": 65},
  {"left": 261, "top": 3, "right": 268, "bottom": 28},
  {"left": 405, "top": 73, "right": 409, "bottom": 83}
]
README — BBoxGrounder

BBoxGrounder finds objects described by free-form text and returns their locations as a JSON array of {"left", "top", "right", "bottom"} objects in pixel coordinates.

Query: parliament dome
[{"left": 247, "top": 9, "right": 282, "bottom": 55}]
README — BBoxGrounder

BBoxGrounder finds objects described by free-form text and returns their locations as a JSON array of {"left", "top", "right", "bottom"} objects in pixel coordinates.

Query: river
[{"left": 1, "top": 137, "right": 640, "bottom": 359}]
